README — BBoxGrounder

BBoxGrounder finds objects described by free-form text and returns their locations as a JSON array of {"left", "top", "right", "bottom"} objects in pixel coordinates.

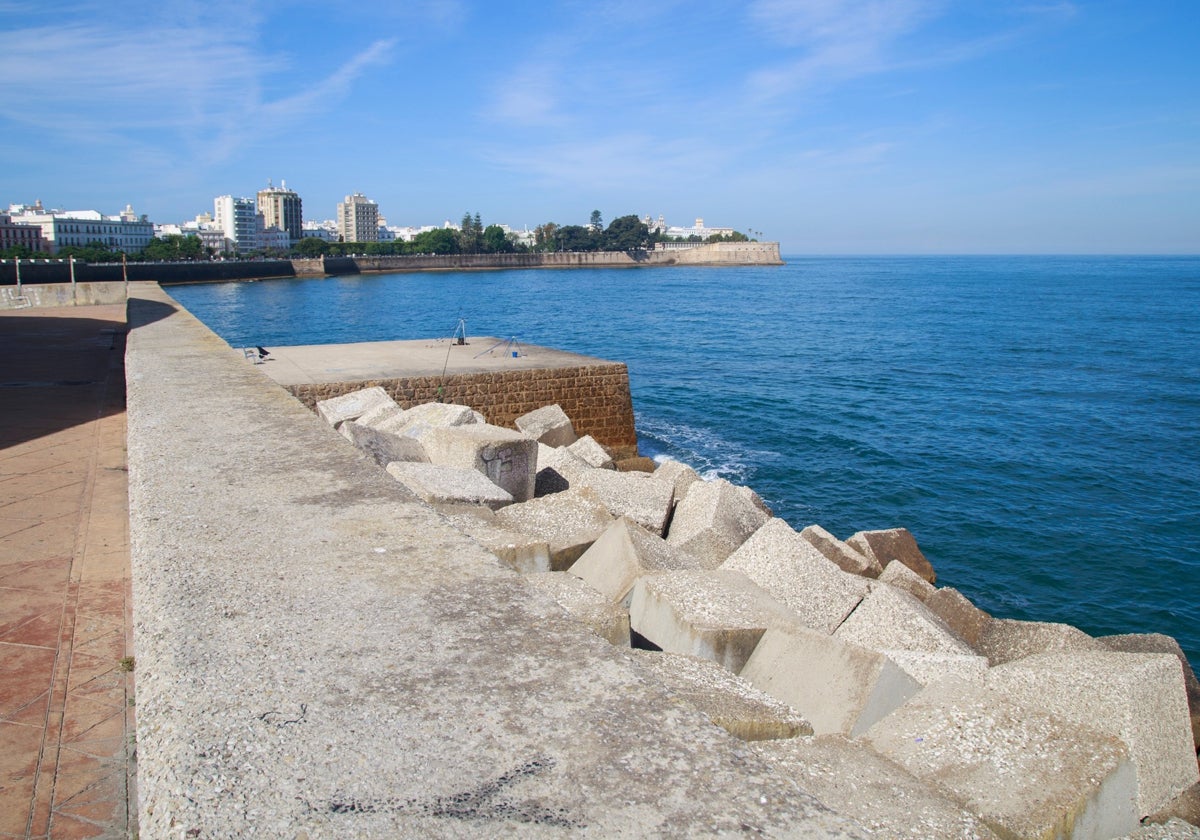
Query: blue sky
[{"left": 2, "top": 0, "right": 1196, "bottom": 253}]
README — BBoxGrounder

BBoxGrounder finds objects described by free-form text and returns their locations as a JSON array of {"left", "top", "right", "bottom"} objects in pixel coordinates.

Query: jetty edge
[{"left": 117, "top": 281, "right": 1200, "bottom": 836}]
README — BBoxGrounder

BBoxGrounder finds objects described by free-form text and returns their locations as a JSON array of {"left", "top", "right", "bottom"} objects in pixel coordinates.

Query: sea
[{"left": 168, "top": 255, "right": 1200, "bottom": 667}]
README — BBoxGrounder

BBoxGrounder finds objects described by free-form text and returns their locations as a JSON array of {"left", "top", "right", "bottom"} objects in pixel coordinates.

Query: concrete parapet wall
[
  {"left": 286, "top": 364, "right": 640, "bottom": 460},
  {"left": 123, "top": 281, "right": 860, "bottom": 837},
  {"left": 0, "top": 281, "right": 129, "bottom": 309}
]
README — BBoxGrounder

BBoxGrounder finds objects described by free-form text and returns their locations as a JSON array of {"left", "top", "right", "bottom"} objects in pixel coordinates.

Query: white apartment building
[
  {"left": 336, "top": 193, "right": 379, "bottom": 243},
  {"left": 213, "top": 195, "right": 260, "bottom": 253},
  {"left": 8, "top": 202, "right": 154, "bottom": 254}
]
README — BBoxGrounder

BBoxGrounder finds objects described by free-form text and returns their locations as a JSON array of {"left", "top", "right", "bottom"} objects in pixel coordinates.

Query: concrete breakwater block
[
  {"left": 534, "top": 442, "right": 591, "bottom": 496},
  {"left": 316, "top": 385, "right": 395, "bottom": 427},
  {"left": 568, "top": 435, "right": 615, "bottom": 470},
  {"left": 392, "top": 401, "right": 480, "bottom": 443},
  {"left": 985, "top": 651, "right": 1200, "bottom": 817},
  {"left": 385, "top": 461, "right": 514, "bottom": 511},
  {"left": 442, "top": 510, "right": 551, "bottom": 573},
  {"left": 1101, "top": 633, "right": 1200, "bottom": 752},
  {"left": 569, "top": 518, "right": 703, "bottom": 606},
  {"left": 878, "top": 649, "right": 989, "bottom": 688},
  {"left": 720, "top": 518, "right": 869, "bottom": 635},
  {"left": 864, "top": 678, "right": 1140, "bottom": 840},
  {"left": 340, "top": 419, "right": 430, "bottom": 467},
  {"left": 876, "top": 558, "right": 935, "bottom": 602},
  {"left": 423, "top": 423, "right": 538, "bottom": 503},
  {"left": 628, "top": 569, "right": 798, "bottom": 673},
  {"left": 354, "top": 400, "right": 406, "bottom": 430},
  {"left": 523, "top": 572, "right": 630, "bottom": 647},
  {"left": 666, "top": 478, "right": 770, "bottom": 568},
  {"left": 834, "top": 582, "right": 974, "bottom": 657},
  {"left": 924, "top": 586, "right": 992, "bottom": 648},
  {"left": 974, "top": 617, "right": 1105, "bottom": 665},
  {"left": 753, "top": 735, "right": 1002, "bottom": 839},
  {"left": 740, "top": 626, "right": 921, "bottom": 737},
  {"left": 630, "top": 650, "right": 812, "bottom": 741},
  {"left": 574, "top": 468, "right": 675, "bottom": 536},
  {"left": 495, "top": 486, "right": 615, "bottom": 570},
  {"left": 515, "top": 403, "right": 577, "bottom": 448},
  {"left": 654, "top": 458, "right": 702, "bottom": 505},
  {"left": 799, "top": 524, "right": 882, "bottom": 578},
  {"left": 847, "top": 527, "right": 936, "bottom": 584},
  {"left": 1125, "top": 819, "right": 1200, "bottom": 839}
]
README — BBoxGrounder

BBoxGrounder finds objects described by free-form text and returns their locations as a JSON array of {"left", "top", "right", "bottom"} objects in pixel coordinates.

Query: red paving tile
[{"left": 0, "top": 304, "right": 134, "bottom": 839}]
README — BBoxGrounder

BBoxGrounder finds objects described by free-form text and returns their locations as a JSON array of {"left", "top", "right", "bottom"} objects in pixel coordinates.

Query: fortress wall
[{"left": 286, "top": 363, "right": 639, "bottom": 460}]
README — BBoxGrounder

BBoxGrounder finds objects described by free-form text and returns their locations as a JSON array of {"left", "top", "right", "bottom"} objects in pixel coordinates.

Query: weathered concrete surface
[
  {"left": 515, "top": 404, "right": 577, "bottom": 448},
  {"left": 340, "top": 418, "right": 430, "bottom": 466},
  {"left": 423, "top": 423, "right": 538, "bottom": 503},
  {"left": 125, "top": 284, "right": 865, "bottom": 838},
  {"left": 573, "top": 468, "right": 675, "bottom": 536},
  {"left": 653, "top": 458, "right": 702, "bottom": 504},
  {"left": 975, "top": 617, "right": 1106, "bottom": 665},
  {"left": 522, "top": 572, "right": 631, "bottom": 647},
  {"left": 442, "top": 510, "right": 552, "bottom": 574},
  {"left": 1101, "top": 633, "right": 1200, "bottom": 752},
  {"left": 495, "top": 487, "right": 616, "bottom": 570},
  {"left": 1124, "top": 819, "right": 1200, "bottom": 839},
  {"left": 875, "top": 558, "right": 935, "bottom": 602},
  {"left": 567, "top": 435, "right": 614, "bottom": 470},
  {"left": 385, "top": 461, "right": 514, "bottom": 511},
  {"left": 316, "top": 385, "right": 394, "bottom": 427},
  {"left": 925, "top": 586, "right": 992, "bottom": 648},
  {"left": 666, "top": 478, "right": 770, "bottom": 568},
  {"left": 568, "top": 517, "right": 703, "bottom": 606},
  {"left": 630, "top": 651, "right": 813, "bottom": 741},
  {"left": 847, "top": 528, "right": 936, "bottom": 584},
  {"left": 799, "top": 524, "right": 881, "bottom": 579},
  {"left": 833, "top": 582, "right": 974, "bottom": 657},
  {"left": 534, "top": 442, "right": 591, "bottom": 496},
  {"left": 754, "top": 735, "right": 1002, "bottom": 839}
]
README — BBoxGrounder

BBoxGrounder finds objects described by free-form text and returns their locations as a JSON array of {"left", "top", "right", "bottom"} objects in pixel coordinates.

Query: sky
[{"left": 1, "top": 0, "right": 1197, "bottom": 253}]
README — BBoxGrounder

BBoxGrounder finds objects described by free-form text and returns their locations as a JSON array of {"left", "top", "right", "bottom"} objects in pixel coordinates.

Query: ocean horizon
[{"left": 168, "top": 254, "right": 1200, "bottom": 667}]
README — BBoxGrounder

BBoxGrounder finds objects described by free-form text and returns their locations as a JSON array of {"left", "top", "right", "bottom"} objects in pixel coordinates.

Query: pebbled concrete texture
[{"left": 125, "top": 284, "right": 866, "bottom": 838}]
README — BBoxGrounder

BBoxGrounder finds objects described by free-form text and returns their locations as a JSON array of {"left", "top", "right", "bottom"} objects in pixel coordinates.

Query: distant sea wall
[
  {"left": 0, "top": 242, "right": 783, "bottom": 286},
  {"left": 286, "top": 363, "right": 640, "bottom": 460}
]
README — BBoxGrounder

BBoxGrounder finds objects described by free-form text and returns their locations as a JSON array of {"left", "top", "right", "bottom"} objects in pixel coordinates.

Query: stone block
[
  {"left": 615, "top": 456, "right": 656, "bottom": 473},
  {"left": 631, "top": 650, "right": 812, "bottom": 741},
  {"left": 1101, "top": 633, "right": 1200, "bottom": 752},
  {"left": 515, "top": 403, "right": 578, "bottom": 448},
  {"left": 523, "top": 572, "right": 630, "bottom": 646},
  {"left": 834, "top": 582, "right": 974, "bottom": 656},
  {"left": 569, "top": 517, "right": 704, "bottom": 606},
  {"left": 568, "top": 435, "right": 614, "bottom": 470},
  {"left": 653, "top": 458, "right": 702, "bottom": 503},
  {"left": 754, "top": 735, "right": 1002, "bottom": 839},
  {"left": 720, "top": 518, "right": 868, "bottom": 635},
  {"left": 534, "top": 442, "right": 591, "bottom": 496},
  {"left": 847, "top": 527, "right": 936, "bottom": 584},
  {"left": 975, "top": 617, "right": 1105, "bottom": 666},
  {"left": 355, "top": 401, "right": 407, "bottom": 430},
  {"left": 1123, "top": 818, "right": 1200, "bottom": 839},
  {"left": 443, "top": 512, "right": 551, "bottom": 574},
  {"left": 879, "top": 650, "right": 989, "bottom": 687},
  {"left": 876, "top": 558, "right": 935, "bottom": 601},
  {"left": 628, "top": 569, "right": 798, "bottom": 673},
  {"left": 738, "top": 485, "right": 773, "bottom": 517},
  {"left": 740, "top": 626, "right": 921, "bottom": 736},
  {"left": 423, "top": 423, "right": 538, "bottom": 503},
  {"left": 574, "top": 468, "right": 675, "bottom": 536},
  {"left": 665, "top": 478, "right": 770, "bottom": 568},
  {"left": 495, "top": 486, "right": 615, "bottom": 570},
  {"left": 799, "top": 524, "right": 881, "bottom": 578},
  {"left": 385, "top": 462, "right": 513, "bottom": 511},
  {"left": 340, "top": 420, "right": 429, "bottom": 467},
  {"left": 315, "top": 386, "right": 395, "bottom": 428},
  {"left": 392, "top": 401, "right": 479, "bottom": 443},
  {"left": 924, "top": 586, "right": 991, "bottom": 648},
  {"left": 986, "top": 652, "right": 1200, "bottom": 816},
  {"left": 865, "top": 677, "right": 1140, "bottom": 839},
  {"left": 1145, "top": 784, "right": 1200, "bottom": 834}
]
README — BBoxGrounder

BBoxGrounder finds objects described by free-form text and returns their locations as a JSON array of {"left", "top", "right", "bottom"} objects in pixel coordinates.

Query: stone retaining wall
[
  {"left": 286, "top": 364, "right": 639, "bottom": 460},
  {"left": 0, "top": 280, "right": 128, "bottom": 309}
]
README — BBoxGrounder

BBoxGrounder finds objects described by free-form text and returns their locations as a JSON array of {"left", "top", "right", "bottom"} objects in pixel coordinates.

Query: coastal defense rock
[
  {"left": 316, "top": 386, "right": 396, "bottom": 428},
  {"left": 737, "top": 485, "right": 773, "bottom": 517},
  {"left": 393, "top": 402, "right": 478, "bottom": 440},
  {"left": 800, "top": 524, "right": 882, "bottom": 579},
  {"left": 753, "top": 735, "right": 1002, "bottom": 839},
  {"left": 720, "top": 518, "right": 869, "bottom": 635},
  {"left": 523, "top": 572, "right": 630, "bottom": 647},
  {"left": 495, "top": 486, "right": 615, "bottom": 570},
  {"left": 877, "top": 650, "right": 989, "bottom": 688},
  {"left": 534, "top": 442, "right": 591, "bottom": 496},
  {"left": 568, "top": 517, "right": 703, "bottom": 606},
  {"left": 833, "top": 582, "right": 974, "bottom": 657},
  {"left": 985, "top": 651, "right": 1200, "bottom": 817},
  {"left": 631, "top": 650, "right": 812, "bottom": 741},
  {"left": 441, "top": 511, "right": 551, "bottom": 574},
  {"left": 876, "top": 557, "right": 936, "bottom": 601},
  {"left": 847, "top": 528, "right": 936, "bottom": 584},
  {"left": 1124, "top": 819, "right": 1200, "bottom": 839},
  {"left": 574, "top": 468, "right": 675, "bottom": 536},
  {"left": 741, "top": 626, "right": 921, "bottom": 737},
  {"left": 385, "top": 462, "right": 513, "bottom": 512},
  {"left": 567, "top": 435, "right": 614, "bottom": 470},
  {"left": 1101, "top": 633, "right": 1200, "bottom": 752},
  {"left": 925, "top": 586, "right": 992, "bottom": 648},
  {"left": 515, "top": 404, "right": 578, "bottom": 448},
  {"left": 340, "top": 420, "right": 429, "bottom": 467},
  {"left": 665, "top": 478, "right": 770, "bottom": 568},
  {"left": 628, "top": 569, "right": 798, "bottom": 673},
  {"left": 354, "top": 401, "right": 406, "bottom": 430},
  {"left": 975, "top": 617, "right": 1105, "bottom": 666},
  {"left": 653, "top": 458, "right": 702, "bottom": 505},
  {"left": 864, "top": 678, "right": 1140, "bottom": 840},
  {"left": 423, "top": 423, "right": 537, "bottom": 503}
]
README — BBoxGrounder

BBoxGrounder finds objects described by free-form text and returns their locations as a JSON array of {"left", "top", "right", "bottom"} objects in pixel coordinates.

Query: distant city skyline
[{"left": 1, "top": 1, "right": 1196, "bottom": 254}]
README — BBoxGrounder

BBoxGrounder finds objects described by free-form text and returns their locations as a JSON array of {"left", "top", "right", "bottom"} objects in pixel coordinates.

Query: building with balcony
[
  {"left": 0, "top": 214, "right": 49, "bottom": 253},
  {"left": 257, "top": 181, "right": 303, "bottom": 244},
  {"left": 8, "top": 203, "right": 154, "bottom": 254},
  {"left": 336, "top": 193, "right": 379, "bottom": 243}
]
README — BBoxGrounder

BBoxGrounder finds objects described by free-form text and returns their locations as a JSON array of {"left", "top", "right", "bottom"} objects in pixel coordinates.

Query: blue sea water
[{"left": 169, "top": 256, "right": 1200, "bottom": 666}]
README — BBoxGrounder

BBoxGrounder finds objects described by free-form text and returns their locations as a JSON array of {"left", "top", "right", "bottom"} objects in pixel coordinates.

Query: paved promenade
[{"left": 0, "top": 304, "right": 134, "bottom": 839}]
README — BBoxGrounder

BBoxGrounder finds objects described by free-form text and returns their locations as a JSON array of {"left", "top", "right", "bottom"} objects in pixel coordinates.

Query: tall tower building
[
  {"left": 336, "top": 193, "right": 379, "bottom": 243},
  {"left": 257, "top": 180, "right": 303, "bottom": 244},
  {"left": 213, "top": 195, "right": 259, "bottom": 252}
]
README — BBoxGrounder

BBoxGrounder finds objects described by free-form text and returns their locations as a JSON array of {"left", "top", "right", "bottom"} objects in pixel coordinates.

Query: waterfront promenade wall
[{"left": 122, "top": 281, "right": 857, "bottom": 837}]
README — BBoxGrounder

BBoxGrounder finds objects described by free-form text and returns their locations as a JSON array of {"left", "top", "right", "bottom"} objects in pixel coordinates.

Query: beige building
[
  {"left": 257, "top": 181, "right": 303, "bottom": 244},
  {"left": 336, "top": 193, "right": 379, "bottom": 243}
]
